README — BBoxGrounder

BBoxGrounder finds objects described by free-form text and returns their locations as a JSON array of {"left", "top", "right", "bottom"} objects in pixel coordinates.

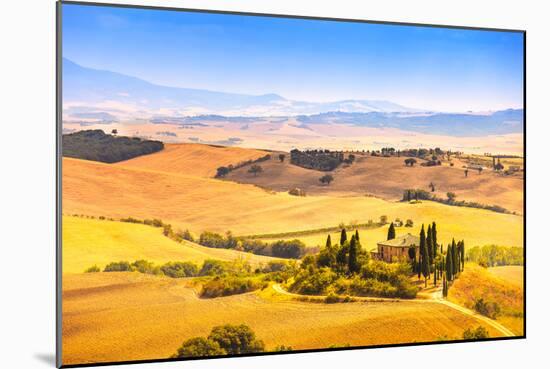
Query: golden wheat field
[
  {"left": 62, "top": 156, "right": 523, "bottom": 248},
  {"left": 62, "top": 216, "right": 281, "bottom": 273},
  {"left": 115, "top": 143, "right": 268, "bottom": 178},
  {"left": 62, "top": 272, "right": 504, "bottom": 365},
  {"left": 448, "top": 263, "right": 524, "bottom": 335}
]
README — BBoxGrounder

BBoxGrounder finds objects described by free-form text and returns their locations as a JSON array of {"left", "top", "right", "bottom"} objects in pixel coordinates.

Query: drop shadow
[{"left": 34, "top": 353, "right": 56, "bottom": 367}]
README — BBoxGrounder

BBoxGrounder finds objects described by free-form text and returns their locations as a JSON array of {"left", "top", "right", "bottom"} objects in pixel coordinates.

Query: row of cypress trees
[{"left": 407, "top": 221, "right": 465, "bottom": 293}]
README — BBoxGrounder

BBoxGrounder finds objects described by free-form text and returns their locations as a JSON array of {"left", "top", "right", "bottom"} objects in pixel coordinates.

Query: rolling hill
[
  {"left": 62, "top": 216, "right": 281, "bottom": 274},
  {"left": 62, "top": 152, "right": 523, "bottom": 249},
  {"left": 224, "top": 151, "right": 524, "bottom": 214},
  {"left": 115, "top": 143, "right": 267, "bottom": 178}
]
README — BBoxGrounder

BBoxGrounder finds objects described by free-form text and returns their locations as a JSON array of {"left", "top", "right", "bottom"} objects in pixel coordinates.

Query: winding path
[{"left": 271, "top": 284, "right": 515, "bottom": 337}]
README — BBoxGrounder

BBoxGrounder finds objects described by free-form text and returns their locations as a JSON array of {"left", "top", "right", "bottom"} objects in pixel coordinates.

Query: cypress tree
[
  {"left": 426, "top": 224, "right": 433, "bottom": 265},
  {"left": 432, "top": 222, "right": 437, "bottom": 257},
  {"left": 460, "top": 240, "right": 465, "bottom": 271},
  {"left": 387, "top": 223, "right": 396, "bottom": 240},
  {"left": 326, "top": 234, "right": 332, "bottom": 249},
  {"left": 340, "top": 228, "right": 347, "bottom": 246},
  {"left": 442, "top": 274, "right": 448, "bottom": 298},
  {"left": 408, "top": 246, "right": 416, "bottom": 273},
  {"left": 419, "top": 225, "right": 426, "bottom": 268},
  {"left": 336, "top": 241, "right": 349, "bottom": 269},
  {"left": 451, "top": 238, "right": 460, "bottom": 279},
  {"left": 422, "top": 240, "right": 429, "bottom": 287},
  {"left": 348, "top": 236, "right": 359, "bottom": 274},
  {"left": 417, "top": 252, "right": 422, "bottom": 279},
  {"left": 355, "top": 229, "right": 360, "bottom": 242},
  {"left": 434, "top": 264, "right": 438, "bottom": 286},
  {"left": 445, "top": 247, "right": 453, "bottom": 282}
]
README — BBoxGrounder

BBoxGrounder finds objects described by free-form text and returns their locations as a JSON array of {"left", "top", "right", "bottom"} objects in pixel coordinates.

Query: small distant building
[
  {"left": 509, "top": 165, "right": 523, "bottom": 172},
  {"left": 373, "top": 233, "right": 420, "bottom": 263}
]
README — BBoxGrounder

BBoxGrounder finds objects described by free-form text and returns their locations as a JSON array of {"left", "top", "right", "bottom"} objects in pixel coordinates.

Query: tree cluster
[
  {"left": 410, "top": 222, "right": 465, "bottom": 295},
  {"left": 466, "top": 245, "right": 523, "bottom": 267},
  {"left": 290, "top": 230, "right": 418, "bottom": 298},
  {"left": 290, "top": 149, "right": 347, "bottom": 171},
  {"left": 197, "top": 231, "right": 307, "bottom": 259},
  {"left": 173, "top": 324, "right": 265, "bottom": 358},
  {"left": 62, "top": 129, "right": 164, "bottom": 163}
]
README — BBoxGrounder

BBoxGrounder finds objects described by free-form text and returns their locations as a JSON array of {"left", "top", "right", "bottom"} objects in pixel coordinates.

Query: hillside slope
[
  {"left": 62, "top": 157, "right": 523, "bottom": 249},
  {"left": 448, "top": 264, "right": 524, "bottom": 335},
  {"left": 62, "top": 216, "right": 281, "bottom": 274},
  {"left": 224, "top": 153, "right": 523, "bottom": 214},
  {"left": 116, "top": 143, "right": 267, "bottom": 178}
]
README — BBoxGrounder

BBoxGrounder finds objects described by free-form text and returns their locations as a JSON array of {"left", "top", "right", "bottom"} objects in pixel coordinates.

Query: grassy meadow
[{"left": 62, "top": 156, "right": 523, "bottom": 247}]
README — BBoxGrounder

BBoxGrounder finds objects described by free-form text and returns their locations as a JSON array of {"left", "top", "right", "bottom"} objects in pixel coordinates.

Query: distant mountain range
[
  {"left": 62, "top": 58, "right": 524, "bottom": 136},
  {"left": 297, "top": 110, "right": 524, "bottom": 136}
]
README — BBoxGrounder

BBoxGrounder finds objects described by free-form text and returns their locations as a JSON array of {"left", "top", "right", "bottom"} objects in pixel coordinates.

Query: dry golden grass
[
  {"left": 62, "top": 157, "right": 523, "bottom": 249},
  {"left": 225, "top": 153, "right": 524, "bottom": 214},
  {"left": 116, "top": 143, "right": 267, "bottom": 178},
  {"left": 62, "top": 216, "right": 280, "bottom": 274},
  {"left": 62, "top": 272, "right": 504, "bottom": 365},
  {"left": 448, "top": 263, "right": 524, "bottom": 335},
  {"left": 488, "top": 266, "right": 524, "bottom": 287}
]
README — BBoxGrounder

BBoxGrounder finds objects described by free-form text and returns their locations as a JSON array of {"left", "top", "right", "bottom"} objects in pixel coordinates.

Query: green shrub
[
  {"left": 84, "top": 265, "right": 100, "bottom": 273},
  {"left": 463, "top": 326, "right": 489, "bottom": 339},
  {"left": 199, "top": 259, "right": 227, "bottom": 276},
  {"left": 325, "top": 293, "right": 341, "bottom": 304},
  {"left": 474, "top": 298, "right": 501, "bottom": 319},
  {"left": 131, "top": 259, "right": 157, "bottom": 274},
  {"left": 119, "top": 217, "right": 142, "bottom": 224},
  {"left": 178, "top": 229, "right": 195, "bottom": 242},
  {"left": 290, "top": 267, "right": 338, "bottom": 295},
  {"left": 208, "top": 324, "right": 265, "bottom": 355},
  {"left": 104, "top": 261, "right": 132, "bottom": 272},
  {"left": 172, "top": 337, "right": 226, "bottom": 358},
  {"left": 262, "top": 261, "right": 290, "bottom": 273},
  {"left": 271, "top": 240, "right": 306, "bottom": 259},
  {"left": 160, "top": 261, "right": 199, "bottom": 278},
  {"left": 200, "top": 277, "right": 265, "bottom": 298},
  {"left": 199, "top": 231, "right": 232, "bottom": 249}
]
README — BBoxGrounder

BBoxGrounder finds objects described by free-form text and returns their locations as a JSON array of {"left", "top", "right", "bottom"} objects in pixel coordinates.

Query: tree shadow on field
[{"left": 34, "top": 353, "right": 56, "bottom": 366}]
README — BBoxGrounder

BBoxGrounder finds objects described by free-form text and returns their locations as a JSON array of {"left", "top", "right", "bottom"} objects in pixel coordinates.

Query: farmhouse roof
[{"left": 377, "top": 233, "right": 420, "bottom": 248}]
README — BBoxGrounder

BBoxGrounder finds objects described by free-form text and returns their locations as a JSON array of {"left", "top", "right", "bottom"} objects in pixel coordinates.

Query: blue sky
[{"left": 62, "top": 3, "right": 524, "bottom": 112}]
